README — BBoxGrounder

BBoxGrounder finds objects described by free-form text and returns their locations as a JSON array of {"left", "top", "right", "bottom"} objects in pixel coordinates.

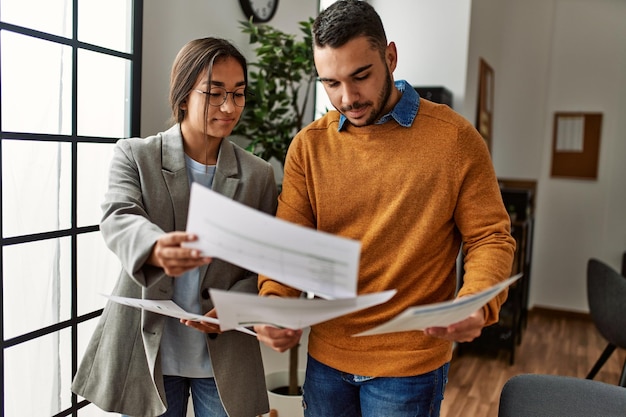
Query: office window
[
  {"left": 314, "top": 0, "right": 334, "bottom": 119},
  {"left": 0, "top": 0, "right": 143, "bottom": 416}
]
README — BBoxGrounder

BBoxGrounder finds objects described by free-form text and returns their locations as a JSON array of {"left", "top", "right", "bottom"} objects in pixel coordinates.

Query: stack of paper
[
  {"left": 105, "top": 183, "right": 521, "bottom": 336},
  {"left": 184, "top": 183, "right": 362, "bottom": 300},
  {"left": 353, "top": 274, "right": 521, "bottom": 336},
  {"left": 182, "top": 183, "right": 397, "bottom": 331}
]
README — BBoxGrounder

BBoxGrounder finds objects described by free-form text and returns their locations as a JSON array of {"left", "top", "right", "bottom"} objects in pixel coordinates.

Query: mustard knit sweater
[{"left": 259, "top": 99, "right": 516, "bottom": 377}]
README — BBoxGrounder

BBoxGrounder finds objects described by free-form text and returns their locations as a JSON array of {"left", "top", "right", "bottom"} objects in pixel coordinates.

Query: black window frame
[{"left": 0, "top": 0, "right": 143, "bottom": 415}]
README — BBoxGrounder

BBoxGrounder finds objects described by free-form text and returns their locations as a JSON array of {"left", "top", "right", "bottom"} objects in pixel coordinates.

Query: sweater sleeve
[
  {"left": 258, "top": 131, "right": 309, "bottom": 298},
  {"left": 453, "top": 122, "right": 516, "bottom": 326}
]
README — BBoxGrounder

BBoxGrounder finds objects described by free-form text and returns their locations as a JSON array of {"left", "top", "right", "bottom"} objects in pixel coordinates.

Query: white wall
[
  {"left": 534, "top": 0, "right": 626, "bottom": 311},
  {"left": 370, "top": 0, "right": 472, "bottom": 113},
  {"left": 468, "top": 0, "right": 626, "bottom": 312},
  {"left": 141, "top": 0, "right": 626, "bottom": 313}
]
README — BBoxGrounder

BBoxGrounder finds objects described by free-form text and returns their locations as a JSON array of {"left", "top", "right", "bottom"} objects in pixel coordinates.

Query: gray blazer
[{"left": 71, "top": 125, "right": 277, "bottom": 417}]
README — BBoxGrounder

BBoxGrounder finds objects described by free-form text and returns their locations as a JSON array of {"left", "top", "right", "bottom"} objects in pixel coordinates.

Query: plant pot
[{"left": 262, "top": 370, "right": 306, "bottom": 417}]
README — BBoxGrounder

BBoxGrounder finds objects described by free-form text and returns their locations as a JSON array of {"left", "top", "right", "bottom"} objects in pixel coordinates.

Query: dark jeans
[
  {"left": 303, "top": 354, "right": 449, "bottom": 417},
  {"left": 123, "top": 376, "right": 227, "bottom": 417}
]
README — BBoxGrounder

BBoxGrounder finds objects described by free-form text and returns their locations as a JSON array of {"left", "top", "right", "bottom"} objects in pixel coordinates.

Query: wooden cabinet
[{"left": 458, "top": 183, "right": 535, "bottom": 365}]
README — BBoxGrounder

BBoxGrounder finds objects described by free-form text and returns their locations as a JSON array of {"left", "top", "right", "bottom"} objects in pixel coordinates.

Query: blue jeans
[
  {"left": 303, "top": 354, "right": 449, "bottom": 417},
  {"left": 124, "top": 376, "right": 227, "bottom": 417}
]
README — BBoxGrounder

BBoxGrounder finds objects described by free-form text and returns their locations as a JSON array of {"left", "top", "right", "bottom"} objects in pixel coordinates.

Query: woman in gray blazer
[{"left": 71, "top": 38, "right": 277, "bottom": 417}]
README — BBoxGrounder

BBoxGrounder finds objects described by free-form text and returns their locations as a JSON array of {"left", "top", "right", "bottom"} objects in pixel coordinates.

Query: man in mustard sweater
[{"left": 255, "top": 1, "right": 516, "bottom": 416}]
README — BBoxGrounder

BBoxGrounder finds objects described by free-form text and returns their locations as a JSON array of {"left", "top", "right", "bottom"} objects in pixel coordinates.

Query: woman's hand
[
  {"left": 147, "top": 232, "right": 212, "bottom": 276},
  {"left": 181, "top": 308, "right": 222, "bottom": 335}
]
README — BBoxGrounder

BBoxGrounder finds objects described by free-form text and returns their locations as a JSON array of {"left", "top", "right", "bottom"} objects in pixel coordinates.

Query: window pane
[
  {"left": 77, "top": 50, "right": 132, "bottom": 138},
  {"left": 1, "top": 139, "right": 71, "bottom": 237},
  {"left": 4, "top": 329, "right": 72, "bottom": 416},
  {"left": 2, "top": 238, "right": 71, "bottom": 339},
  {"left": 77, "top": 232, "right": 120, "bottom": 316},
  {"left": 0, "top": 0, "right": 72, "bottom": 37},
  {"left": 0, "top": 31, "right": 73, "bottom": 134},
  {"left": 78, "top": 0, "right": 133, "bottom": 53},
  {"left": 77, "top": 142, "right": 115, "bottom": 227}
]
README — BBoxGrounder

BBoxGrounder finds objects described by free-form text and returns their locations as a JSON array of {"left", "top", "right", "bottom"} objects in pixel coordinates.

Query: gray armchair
[
  {"left": 585, "top": 257, "right": 626, "bottom": 386},
  {"left": 498, "top": 374, "right": 626, "bottom": 417}
]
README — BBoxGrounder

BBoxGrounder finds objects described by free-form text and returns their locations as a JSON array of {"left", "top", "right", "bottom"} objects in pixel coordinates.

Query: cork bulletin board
[{"left": 550, "top": 112, "right": 603, "bottom": 179}]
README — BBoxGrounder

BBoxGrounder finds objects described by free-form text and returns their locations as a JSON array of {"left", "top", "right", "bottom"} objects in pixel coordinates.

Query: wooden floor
[{"left": 440, "top": 309, "right": 626, "bottom": 417}]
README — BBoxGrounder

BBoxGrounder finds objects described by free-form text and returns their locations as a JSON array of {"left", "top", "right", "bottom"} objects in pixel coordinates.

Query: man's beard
[{"left": 340, "top": 68, "right": 393, "bottom": 127}]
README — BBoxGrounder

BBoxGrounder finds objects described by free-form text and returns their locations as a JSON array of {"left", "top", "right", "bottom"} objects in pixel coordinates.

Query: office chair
[
  {"left": 585, "top": 257, "right": 626, "bottom": 387},
  {"left": 498, "top": 374, "right": 626, "bottom": 417}
]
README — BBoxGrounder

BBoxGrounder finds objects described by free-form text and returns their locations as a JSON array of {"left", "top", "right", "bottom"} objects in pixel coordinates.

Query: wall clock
[{"left": 239, "top": 0, "right": 279, "bottom": 23}]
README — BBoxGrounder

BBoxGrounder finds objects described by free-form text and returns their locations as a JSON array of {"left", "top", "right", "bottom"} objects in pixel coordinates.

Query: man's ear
[{"left": 386, "top": 42, "right": 398, "bottom": 72}]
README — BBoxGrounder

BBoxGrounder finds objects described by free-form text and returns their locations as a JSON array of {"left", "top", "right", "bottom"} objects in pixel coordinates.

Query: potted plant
[
  {"left": 233, "top": 18, "right": 316, "bottom": 416},
  {"left": 234, "top": 18, "right": 316, "bottom": 168}
]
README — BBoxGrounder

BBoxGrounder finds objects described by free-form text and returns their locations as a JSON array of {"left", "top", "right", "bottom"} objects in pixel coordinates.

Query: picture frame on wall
[{"left": 476, "top": 58, "right": 494, "bottom": 153}]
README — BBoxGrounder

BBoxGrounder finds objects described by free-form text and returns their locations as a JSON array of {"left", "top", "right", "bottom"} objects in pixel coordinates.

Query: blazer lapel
[
  {"left": 161, "top": 125, "right": 190, "bottom": 231},
  {"left": 213, "top": 140, "right": 241, "bottom": 200}
]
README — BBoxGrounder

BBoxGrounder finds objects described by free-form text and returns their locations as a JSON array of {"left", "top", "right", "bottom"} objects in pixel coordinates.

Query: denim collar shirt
[{"left": 338, "top": 80, "right": 419, "bottom": 131}]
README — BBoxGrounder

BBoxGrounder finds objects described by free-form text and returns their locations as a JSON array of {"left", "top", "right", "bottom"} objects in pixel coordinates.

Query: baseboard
[{"left": 529, "top": 306, "right": 591, "bottom": 321}]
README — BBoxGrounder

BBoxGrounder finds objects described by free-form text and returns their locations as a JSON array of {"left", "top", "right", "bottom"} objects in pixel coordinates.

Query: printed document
[
  {"left": 353, "top": 273, "right": 522, "bottom": 336},
  {"left": 209, "top": 288, "right": 397, "bottom": 331},
  {"left": 184, "top": 183, "right": 361, "bottom": 299},
  {"left": 102, "top": 294, "right": 256, "bottom": 336}
]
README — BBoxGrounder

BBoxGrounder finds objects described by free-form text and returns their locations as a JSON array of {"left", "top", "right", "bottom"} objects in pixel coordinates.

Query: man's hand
[
  {"left": 424, "top": 308, "right": 486, "bottom": 342},
  {"left": 181, "top": 308, "right": 221, "bottom": 334},
  {"left": 254, "top": 325, "right": 303, "bottom": 353},
  {"left": 147, "top": 232, "right": 212, "bottom": 276}
]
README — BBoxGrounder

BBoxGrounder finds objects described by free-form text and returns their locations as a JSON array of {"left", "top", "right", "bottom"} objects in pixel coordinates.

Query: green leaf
[{"left": 233, "top": 17, "right": 316, "bottom": 166}]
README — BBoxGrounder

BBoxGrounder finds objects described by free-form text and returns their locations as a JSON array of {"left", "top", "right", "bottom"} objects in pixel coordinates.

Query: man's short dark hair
[{"left": 313, "top": 0, "right": 388, "bottom": 54}]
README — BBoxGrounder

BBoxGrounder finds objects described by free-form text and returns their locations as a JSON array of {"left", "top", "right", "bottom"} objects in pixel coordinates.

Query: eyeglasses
[{"left": 194, "top": 87, "right": 247, "bottom": 107}]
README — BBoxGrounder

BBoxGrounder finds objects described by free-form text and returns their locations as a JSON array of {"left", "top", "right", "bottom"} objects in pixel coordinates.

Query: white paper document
[
  {"left": 102, "top": 294, "right": 256, "bottom": 336},
  {"left": 184, "top": 183, "right": 361, "bottom": 299},
  {"left": 353, "top": 273, "right": 522, "bottom": 337},
  {"left": 209, "top": 288, "right": 397, "bottom": 331}
]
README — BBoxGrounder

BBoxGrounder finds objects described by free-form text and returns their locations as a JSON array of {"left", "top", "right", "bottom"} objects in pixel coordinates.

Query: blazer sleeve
[{"left": 100, "top": 138, "right": 171, "bottom": 288}]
